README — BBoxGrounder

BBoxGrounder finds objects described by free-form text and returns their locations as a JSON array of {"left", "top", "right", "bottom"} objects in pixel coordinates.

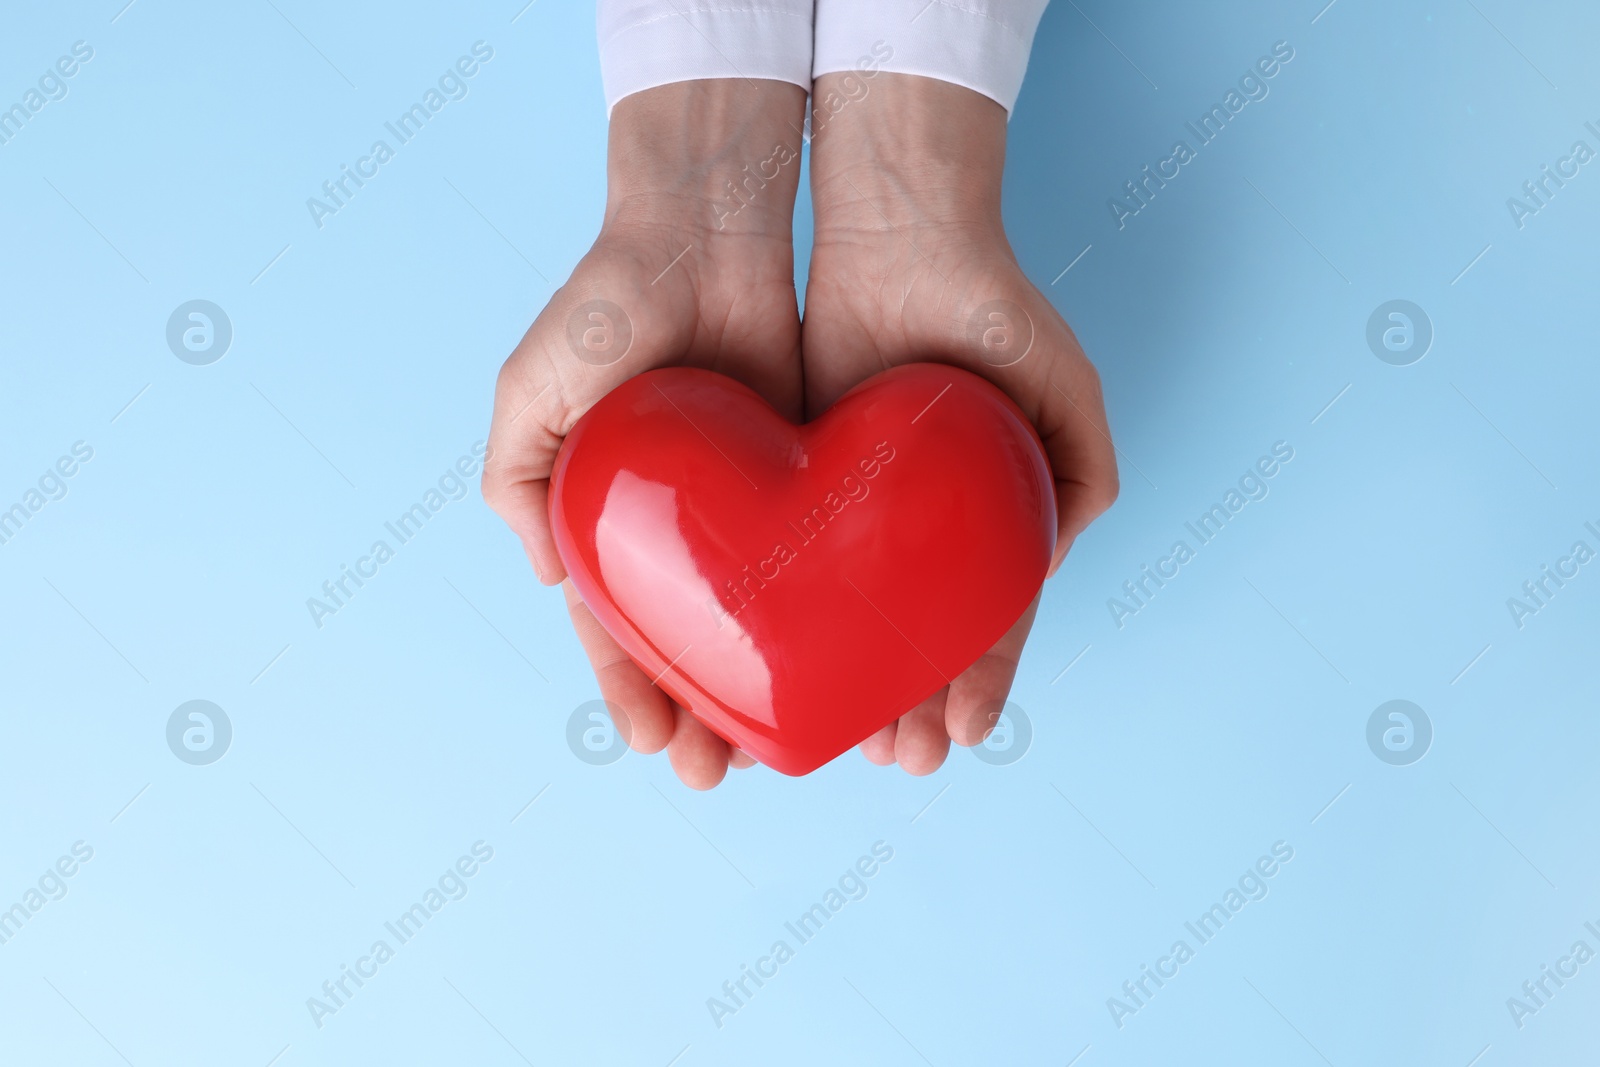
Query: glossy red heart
[{"left": 550, "top": 363, "right": 1055, "bottom": 776}]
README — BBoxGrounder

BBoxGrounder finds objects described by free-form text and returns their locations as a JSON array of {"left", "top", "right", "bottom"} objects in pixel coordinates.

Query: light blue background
[{"left": 2, "top": 1, "right": 1597, "bottom": 1064}]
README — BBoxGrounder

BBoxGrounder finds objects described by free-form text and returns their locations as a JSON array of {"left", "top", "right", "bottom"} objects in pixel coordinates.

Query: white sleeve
[
  {"left": 597, "top": 1, "right": 816, "bottom": 114},
  {"left": 812, "top": 0, "right": 1050, "bottom": 114}
]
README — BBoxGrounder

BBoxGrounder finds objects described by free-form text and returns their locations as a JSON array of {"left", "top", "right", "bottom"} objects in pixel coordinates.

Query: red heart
[{"left": 550, "top": 364, "right": 1055, "bottom": 775}]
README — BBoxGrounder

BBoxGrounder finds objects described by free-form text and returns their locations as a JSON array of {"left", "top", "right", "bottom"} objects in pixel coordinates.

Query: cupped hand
[
  {"left": 483, "top": 81, "right": 807, "bottom": 789},
  {"left": 802, "top": 73, "right": 1120, "bottom": 775}
]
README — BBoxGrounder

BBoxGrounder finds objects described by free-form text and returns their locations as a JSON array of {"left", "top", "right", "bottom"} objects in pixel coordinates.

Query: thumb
[
  {"left": 482, "top": 267, "right": 697, "bottom": 585},
  {"left": 482, "top": 348, "right": 567, "bottom": 585}
]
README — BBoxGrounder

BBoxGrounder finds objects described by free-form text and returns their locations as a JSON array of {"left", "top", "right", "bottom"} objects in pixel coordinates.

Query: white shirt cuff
[
  {"left": 813, "top": 0, "right": 1049, "bottom": 114},
  {"left": 598, "top": 1, "right": 816, "bottom": 114}
]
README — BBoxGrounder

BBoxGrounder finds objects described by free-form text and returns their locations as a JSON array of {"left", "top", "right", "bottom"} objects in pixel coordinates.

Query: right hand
[{"left": 482, "top": 80, "right": 808, "bottom": 789}]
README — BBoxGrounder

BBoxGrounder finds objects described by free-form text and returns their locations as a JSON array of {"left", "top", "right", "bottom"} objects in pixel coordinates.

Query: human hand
[
  {"left": 483, "top": 80, "right": 807, "bottom": 789},
  {"left": 802, "top": 73, "right": 1120, "bottom": 775}
]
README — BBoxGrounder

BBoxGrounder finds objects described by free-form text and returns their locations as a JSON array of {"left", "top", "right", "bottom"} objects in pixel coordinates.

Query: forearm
[
  {"left": 808, "top": 72, "right": 1008, "bottom": 238},
  {"left": 605, "top": 79, "right": 809, "bottom": 242}
]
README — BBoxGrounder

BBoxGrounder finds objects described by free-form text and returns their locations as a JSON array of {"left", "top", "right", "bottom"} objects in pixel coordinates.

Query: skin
[
  {"left": 483, "top": 75, "right": 1118, "bottom": 788},
  {"left": 804, "top": 72, "right": 1119, "bottom": 773}
]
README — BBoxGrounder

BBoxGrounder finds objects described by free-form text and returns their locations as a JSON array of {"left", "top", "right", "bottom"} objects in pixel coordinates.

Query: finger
[
  {"left": 1036, "top": 327, "right": 1120, "bottom": 575},
  {"left": 859, "top": 721, "right": 898, "bottom": 766},
  {"left": 483, "top": 339, "right": 568, "bottom": 585},
  {"left": 563, "top": 581, "right": 673, "bottom": 754},
  {"left": 485, "top": 475, "right": 563, "bottom": 584},
  {"left": 802, "top": 273, "right": 1119, "bottom": 573},
  {"left": 668, "top": 707, "right": 732, "bottom": 790},
  {"left": 488, "top": 250, "right": 805, "bottom": 583},
  {"left": 947, "top": 593, "right": 1039, "bottom": 747},
  {"left": 894, "top": 687, "right": 951, "bottom": 776},
  {"left": 942, "top": 283, "right": 1120, "bottom": 577},
  {"left": 482, "top": 251, "right": 700, "bottom": 587},
  {"left": 729, "top": 748, "right": 757, "bottom": 770}
]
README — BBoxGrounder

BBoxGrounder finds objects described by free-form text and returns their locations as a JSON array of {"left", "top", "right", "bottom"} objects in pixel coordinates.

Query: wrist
[
  {"left": 809, "top": 73, "right": 1008, "bottom": 239},
  {"left": 604, "top": 79, "right": 808, "bottom": 243}
]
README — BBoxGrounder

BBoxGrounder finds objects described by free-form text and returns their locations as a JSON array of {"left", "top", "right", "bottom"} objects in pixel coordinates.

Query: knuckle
[
  {"left": 1097, "top": 469, "right": 1122, "bottom": 510},
  {"left": 479, "top": 462, "right": 512, "bottom": 513},
  {"left": 1080, "top": 362, "right": 1107, "bottom": 404},
  {"left": 479, "top": 482, "right": 507, "bottom": 518}
]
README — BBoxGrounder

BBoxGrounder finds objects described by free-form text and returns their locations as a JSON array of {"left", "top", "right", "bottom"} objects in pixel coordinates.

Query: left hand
[{"left": 801, "top": 73, "right": 1121, "bottom": 774}]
